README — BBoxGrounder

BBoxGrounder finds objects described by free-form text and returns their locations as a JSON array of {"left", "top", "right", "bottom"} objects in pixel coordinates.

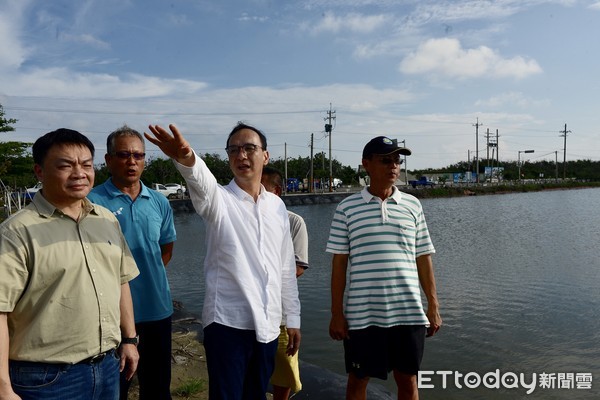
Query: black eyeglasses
[
  {"left": 113, "top": 151, "right": 146, "bottom": 160},
  {"left": 225, "top": 143, "right": 263, "bottom": 156},
  {"left": 377, "top": 156, "right": 404, "bottom": 165}
]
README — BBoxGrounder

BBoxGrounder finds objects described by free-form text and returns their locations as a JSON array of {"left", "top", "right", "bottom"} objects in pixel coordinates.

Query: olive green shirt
[{"left": 0, "top": 193, "right": 139, "bottom": 363}]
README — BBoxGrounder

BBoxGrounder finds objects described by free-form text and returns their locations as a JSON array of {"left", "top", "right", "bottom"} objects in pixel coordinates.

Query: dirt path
[{"left": 128, "top": 309, "right": 209, "bottom": 399}]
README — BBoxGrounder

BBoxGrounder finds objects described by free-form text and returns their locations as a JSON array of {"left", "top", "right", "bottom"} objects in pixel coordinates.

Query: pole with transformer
[{"left": 324, "top": 103, "right": 336, "bottom": 192}]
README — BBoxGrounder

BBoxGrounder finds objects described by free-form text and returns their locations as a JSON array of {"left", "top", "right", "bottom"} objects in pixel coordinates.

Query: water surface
[{"left": 167, "top": 188, "right": 600, "bottom": 399}]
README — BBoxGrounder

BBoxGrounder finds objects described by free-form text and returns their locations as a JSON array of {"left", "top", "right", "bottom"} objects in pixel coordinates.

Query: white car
[
  {"left": 164, "top": 183, "right": 186, "bottom": 195},
  {"left": 23, "top": 182, "right": 43, "bottom": 200},
  {"left": 324, "top": 178, "right": 343, "bottom": 189},
  {"left": 152, "top": 183, "right": 180, "bottom": 199}
]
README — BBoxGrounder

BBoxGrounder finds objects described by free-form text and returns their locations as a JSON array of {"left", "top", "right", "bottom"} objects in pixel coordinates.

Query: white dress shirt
[{"left": 175, "top": 152, "right": 300, "bottom": 343}]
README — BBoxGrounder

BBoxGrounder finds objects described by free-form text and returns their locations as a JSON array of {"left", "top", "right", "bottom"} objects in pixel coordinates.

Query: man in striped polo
[{"left": 327, "top": 136, "right": 442, "bottom": 400}]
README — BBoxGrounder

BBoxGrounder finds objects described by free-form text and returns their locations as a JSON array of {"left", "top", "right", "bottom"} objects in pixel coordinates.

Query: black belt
[{"left": 77, "top": 349, "right": 115, "bottom": 364}]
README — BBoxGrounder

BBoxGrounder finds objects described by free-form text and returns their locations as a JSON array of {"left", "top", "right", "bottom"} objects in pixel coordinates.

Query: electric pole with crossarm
[{"left": 559, "top": 123, "right": 570, "bottom": 180}]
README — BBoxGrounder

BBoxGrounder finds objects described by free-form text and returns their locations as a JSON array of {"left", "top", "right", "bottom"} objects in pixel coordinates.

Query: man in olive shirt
[{"left": 0, "top": 128, "right": 140, "bottom": 400}]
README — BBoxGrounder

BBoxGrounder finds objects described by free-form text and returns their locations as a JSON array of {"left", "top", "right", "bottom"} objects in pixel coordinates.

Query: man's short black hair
[
  {"left": 226, "top": 122, "right": 267, "bottom": 150},
  {"left": 32, "top": 128, "right": 95, "bottom": 166},
  {"left": 262, "top": 166, "right": 283, "bottom": 187}
]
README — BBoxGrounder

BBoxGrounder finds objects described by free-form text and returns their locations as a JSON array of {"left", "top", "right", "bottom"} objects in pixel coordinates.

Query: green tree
[
  {"left": 94, "top": 162, "right": 111, "bottom": 185},
  {"left": 142, "top": 157, "right": 184, "bottom": 186},
  {"left": 270, "top": 152, "right": 358, "bottom": 186},
  {"left": 201, "top": 153, "right": 232, "bottom": 184},
  {"left": 0, "top": 104, "right": 17, "bottom": 133},
  {"left": 0, "top": 141, "right": 35, "bottom": 188}
]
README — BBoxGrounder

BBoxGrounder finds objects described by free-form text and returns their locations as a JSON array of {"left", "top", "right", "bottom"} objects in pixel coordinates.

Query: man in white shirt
[{"left": 145, "top": 123, "right": 301, "bottom": 400}]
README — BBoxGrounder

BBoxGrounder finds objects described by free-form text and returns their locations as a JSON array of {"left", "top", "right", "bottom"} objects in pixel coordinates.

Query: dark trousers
[
  {"left": 204, "top": 323, "right": 278, "bottom": 400},
  {"left": 120, "top": 316, "right": 172, "bottom": 400}
]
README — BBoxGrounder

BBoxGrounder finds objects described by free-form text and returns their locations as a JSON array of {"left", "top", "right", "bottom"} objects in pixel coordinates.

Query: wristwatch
[{"left": 121, "top": 335, "right": 139, "bottom": 346}]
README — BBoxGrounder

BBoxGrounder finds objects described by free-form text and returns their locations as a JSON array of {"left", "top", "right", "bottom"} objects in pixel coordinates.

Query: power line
[{"left": 4, "top": 105, "right": 324, "bottom": 117}]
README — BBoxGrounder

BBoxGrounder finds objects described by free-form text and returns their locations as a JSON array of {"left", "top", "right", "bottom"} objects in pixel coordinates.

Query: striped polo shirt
[{"left": 326, "top": 186, "right": 435, "bottom": 330}]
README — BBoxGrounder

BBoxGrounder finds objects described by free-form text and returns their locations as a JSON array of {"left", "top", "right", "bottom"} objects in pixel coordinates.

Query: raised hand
[{"left": 145, "top": 124, "right": 195, "bottom": 167}]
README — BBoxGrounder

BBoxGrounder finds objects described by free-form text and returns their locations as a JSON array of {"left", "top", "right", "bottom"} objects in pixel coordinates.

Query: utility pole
[
  {"left": 518, "top": 150, "right": 535, "bottom": 182},
  {"left": 496, "top": 129, "right": 499, "bottom": 176},
  {"left": 559, "top": 123, "right": 570, "bottom": 180},
  {"left": 284, "top": 142, "right": 288, "bottom": 195},
  {"left": 324, "top": 103, "right": 336, "bottom": 192},
  {"left": 473, "top": 118, "right": 482, "bottom": 183},
  {"left": 555, "top": 151, "right": 558, "bottom": 181},
  {"left": 487, "top": 129, "right": 498, "bottom": 181},
  {"left": 310, "top": 133, "right": 314, "bottom": 193},
  {"left": 485, "top": 128, "right": 491, "bottom": 165},
  {"left": 400, "top": 139, "right": 408, "bottom": 184}
]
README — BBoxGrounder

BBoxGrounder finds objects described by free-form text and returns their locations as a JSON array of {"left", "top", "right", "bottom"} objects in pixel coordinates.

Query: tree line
[
  {"left": 416, "top": 158, "right": 600, "bottom": 182},
  {"left": 2, "top": 104, "right": 600, "bottom": 190},
  {"left": 0, "top": 142, "right": 362, "bottom": 190},
  {"left": 6, "top": 143, "right": 600, "bottom": 192},
  {"left": 94, "top": 152, "right": 361, "bottom": 189}
]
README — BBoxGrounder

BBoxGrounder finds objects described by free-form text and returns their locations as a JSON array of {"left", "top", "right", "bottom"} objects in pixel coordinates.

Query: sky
[{"left": 1, "top": 0, "right": 600, "bottom": 172}]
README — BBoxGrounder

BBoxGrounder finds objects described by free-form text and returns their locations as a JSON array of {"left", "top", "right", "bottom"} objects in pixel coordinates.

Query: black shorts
[{"left": 343, "top": 325, "right": 426, "bottom": 380}]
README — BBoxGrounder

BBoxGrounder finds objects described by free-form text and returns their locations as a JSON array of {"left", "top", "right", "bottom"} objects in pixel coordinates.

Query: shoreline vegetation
[{"left": 401, "top": 180, "right": 600, "bottom": 199}]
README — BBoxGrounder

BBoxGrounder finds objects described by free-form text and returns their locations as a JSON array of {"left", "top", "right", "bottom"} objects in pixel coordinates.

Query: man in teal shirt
[{"left": 89, "top": 125, "right": 177, "bottom": 400}]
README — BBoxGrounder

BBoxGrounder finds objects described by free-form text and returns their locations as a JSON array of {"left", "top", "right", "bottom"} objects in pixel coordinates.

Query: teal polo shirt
[{"left": 89, "top": 178, "right": 177, "bottom": 323}]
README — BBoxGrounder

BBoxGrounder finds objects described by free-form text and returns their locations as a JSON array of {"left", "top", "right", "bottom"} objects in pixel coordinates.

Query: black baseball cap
[{"left": 362, "top": 136, "right": 412, "bottom": 159}]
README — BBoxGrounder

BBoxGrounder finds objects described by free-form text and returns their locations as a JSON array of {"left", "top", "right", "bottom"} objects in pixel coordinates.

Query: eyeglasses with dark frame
[
  {"left": 113, "top": 151, "right": 146, "bottom": 161},
  {"left": 225, "top": 143, "right": 263, "bottom": 156},
  {"left": 375, "top": 155, "right": 404, "bottom": 165}
]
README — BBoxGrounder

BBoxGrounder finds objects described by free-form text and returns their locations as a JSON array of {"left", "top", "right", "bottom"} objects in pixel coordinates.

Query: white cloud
[
  {"left": 475, "top": 92, "right": 551, "bottom": 109},
  {"left": 0, "top": 2, "right": 29, "bottom": 69},
  {"left": 589, "top": 1, "right": 600, "bottom": 10},
  {"left": 238, "top": 13, "right": 269, "bottom": 22},
  {"left": 399, "top": 38, "right": 542, "bottom": 80},
  {"left": 353, "top": 41, "right": 397, "bottom": 59},
  {"left": 309, "top": 11, "right": 389, "bottom": 34},
  {"left": 60, "top": 33, "right": 110, "bottom": 49},
  {"left": 410, "top": 1, "right": 520, "bottom": 25},
  {"left": 2, "top": 68, "right": 207, "bottom": 99},
  {"left": 168, "top": 13, "right": 192, "bottom": 26}
]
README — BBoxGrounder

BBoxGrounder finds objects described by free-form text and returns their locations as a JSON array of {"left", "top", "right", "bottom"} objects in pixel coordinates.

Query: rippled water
[{"left": 167, "top": 188, "right": 600, "bottom": 399}]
